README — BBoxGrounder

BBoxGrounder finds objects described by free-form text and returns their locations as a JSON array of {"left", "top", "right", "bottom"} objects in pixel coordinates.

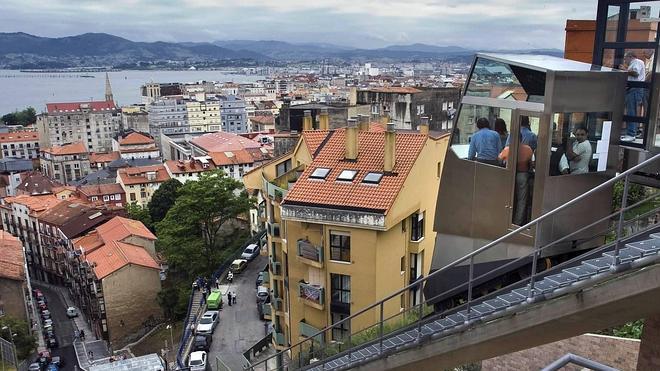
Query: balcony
[
  {"left": 261, "top": 303, "right": 272, "bottom": 319},
  {"left": 272, "top": 297, "right": 284, "bottom": 313},
  {"left": 299, "top": 320, "right": 324, "bottom": 342},
  {"left": 299, "top": 282, "right": 324, "bottom": 310},
  {"left": 261, "top": 165, "right": 304, "bottom": 202},
  {"left": 297, "top": 239, "right": 323, "bottom": 268},
  {"left": 267, "top": 222, "right": 281, "bottom": 238},
  {"left": 273, "top": 332, "right": 286, "bottom": 348}
]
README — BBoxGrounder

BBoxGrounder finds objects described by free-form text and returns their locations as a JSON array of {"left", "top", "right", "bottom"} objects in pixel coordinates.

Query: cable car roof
[{"left": 477, "top": 53, "right": 616, "bottom": 73}]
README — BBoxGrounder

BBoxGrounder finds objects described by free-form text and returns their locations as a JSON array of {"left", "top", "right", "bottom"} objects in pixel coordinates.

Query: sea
[{"left": 0, "top": 69, "right": 264, "bottom": 114}]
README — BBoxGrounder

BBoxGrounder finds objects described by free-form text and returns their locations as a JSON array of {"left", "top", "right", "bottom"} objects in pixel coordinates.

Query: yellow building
[
  {"left": 116, "top": 164, "right": 171, "bottom": 207},
  {"left": 244, "top": 113, "right": 448, "bottom": 350},
  {"left": 186, "top": 97, "right": 222, "bottom": 132}
]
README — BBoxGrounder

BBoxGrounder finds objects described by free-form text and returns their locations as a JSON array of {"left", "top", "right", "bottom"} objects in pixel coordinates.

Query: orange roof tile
[
  {"left": 302, "top": 131, "right": 331, "bottom": 156},
  {"left": 0, "top": 230, "right": 25, "bottom": 281},
  {"left": 283, "top": 129, "right": 428, "bottom": 213},
  {"left": 119, "top": 132, "right": 155, "bottom": 146},
  {"left": 3, "top": 194, "right": 62, "bottom": 214},
  {"left": 96, "top": 216, "right": 156, "bottom": 242},
  {"left": 73, "top": 231, "right": 105, "bottom": 254},
  {"left": 165, "top": 158, "right": 216, "bottom": 174},
  {"left": 208, "top": 148, "right": 271, "bottom": 166},
  {"left": 89, "top": 151, "right": 120, "bottom": 163},
  {"left": 41, "top": 142, "right": 87, "bottom": 155},
  {"left": 191, "top": 132, "right": 263, "bottom": 152},
  {"left": 0, "top": 132, "right": 39, "bottom": 143},
  {"left": 86, "top": 240, "right": 159, "bottom": 279},
  {"left": 118, "top": 165, "right": 170, "bottom": 186},
  {"left": 78, "top": 183, "right": 125, "bottom": 197}
]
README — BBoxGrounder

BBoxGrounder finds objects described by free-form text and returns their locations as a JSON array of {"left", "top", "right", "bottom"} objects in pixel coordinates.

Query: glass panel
[
  {"left": 624, "top": 2, "right": 660, "bottom": 42},
  {"left": 503, "top": 115, "right": 539, "bottom": 226},
  {"left": 606, "top": 5, "right": 621, "bottom": 42},
  {"left": 466, "top": 57, "right": 546, "bottom": 101},
  {"left": 451, "top": 104, "right": 511, "bottom": 167},
  {"left": 549, "top": 112, "right": 612, "bottom": 176}
]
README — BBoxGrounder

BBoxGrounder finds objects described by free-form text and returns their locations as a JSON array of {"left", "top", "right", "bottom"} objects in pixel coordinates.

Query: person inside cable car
[
  {"left": 493, "top": 117, "right": 508, "bottom": 149},
  {"left": 467, "top": 117, "right": 502, "bottom": 166},
  {"left": 505, "top": 116, "right": 538, "bottom": 152},
  {"left": 566, "top": 126, "right": 592, "bottom": 175},
  {"left": 498, "top": 134, "right": 534, "bottom": 225}
]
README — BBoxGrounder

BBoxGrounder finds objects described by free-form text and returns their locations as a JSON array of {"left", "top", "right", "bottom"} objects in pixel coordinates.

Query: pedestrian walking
[
  {"left": 227, "top": 291, "right": 232, "bottom": 306},
  {"left": 215, "top": 277, "right": 220, "bottom": 288},
  {"left": 88, "top": 350, "right": 94, "bottom": 360},
  {"left": 232, "top": 291, "right": 237, "bottom": 305},
  {"left": 80, "top": 329, "right": 85, "bottom": 341},
  {"left": 74, "top": 329, "right": 79, "bottom": 341}
]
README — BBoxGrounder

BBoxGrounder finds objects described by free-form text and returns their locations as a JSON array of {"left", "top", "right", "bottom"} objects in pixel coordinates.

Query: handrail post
[
  {"left": 417, "top": 295, "right": 423, "bottom": 340},
  {"left": 379, "top": 302, "right": 384, "bottom": 353},
  {"left": 348, "top": 327, "right": 353, "bottom": 365},
  {"left": 613, "top": 175, "right": 630, "bottom": 268},
  {"left": 465, "top": 255, "right": 474, "bottom": 324},
  {"left": 528, "top": 222, "right": 540, "bottom": 302}
]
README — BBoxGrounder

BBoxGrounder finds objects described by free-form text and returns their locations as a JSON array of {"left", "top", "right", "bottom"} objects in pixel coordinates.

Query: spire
[{"left": 104, "top": 72, "right": 114, "bottom": 103}]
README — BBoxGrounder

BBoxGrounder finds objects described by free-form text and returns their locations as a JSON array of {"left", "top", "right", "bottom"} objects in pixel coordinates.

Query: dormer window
[
  {"left": 310, "top": 167, "right": 330, "bottom": 180},
  {"left": 337, "top": 170, "right": 357, "bottom": 182},
  {"left": 362, "top": 172, "right": 383, "bottom": 184}
]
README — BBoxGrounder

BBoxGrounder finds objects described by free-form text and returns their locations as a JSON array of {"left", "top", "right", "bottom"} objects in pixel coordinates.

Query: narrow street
[
  {"left": 33, "top": 284, "right": 79, "bottom": 371},
  {"left": 208, "top": 254, "right": 269, "bottom": 370}
]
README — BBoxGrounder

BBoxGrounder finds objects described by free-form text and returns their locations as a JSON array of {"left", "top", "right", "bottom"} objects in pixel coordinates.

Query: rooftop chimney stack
[
  {"left": 319, "top": 108, "right": 330, "bottom": 130},
  {"left": 419, "top": 116, "right": 429, "bottom": 136},
  {"left": 358, "top": 114, "right": 370, "bottom": 132},
  {"left": 303, "top": 110, "right": 313, "bottom": 131},
  {"left": 345, "top": 119, "right": 359, "bottom": 160},
  {"left": 384, "top": 123, "right": 396, "bottom": 173}
]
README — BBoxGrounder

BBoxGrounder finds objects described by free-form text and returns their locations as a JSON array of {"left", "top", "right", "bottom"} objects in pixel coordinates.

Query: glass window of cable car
[
  {"left": 466, "top": 57, "right": 546, "bottom": 103},
  {"left": 549, "top": 112, "right": 612, "bottom": 176},
  {"left": 451, "top": 104, "right": 512, "bottom": 168}
]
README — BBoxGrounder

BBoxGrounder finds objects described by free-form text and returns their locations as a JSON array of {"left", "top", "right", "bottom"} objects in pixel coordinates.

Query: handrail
[{"left": 250, "top": 153, "right": 660, "bottom": 370}]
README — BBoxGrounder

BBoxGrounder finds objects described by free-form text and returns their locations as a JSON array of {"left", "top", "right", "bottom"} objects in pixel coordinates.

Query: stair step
[
  {"left": 483, "top": 298, "right": 509, "bottom": 310},
  {"left": 436, "top": 317, "right": 458, "bottom": 329},
  {"left": 650, "top": 232, "right": 660, "bottom": 240},
  {"left": 627, "top": 239, "right": 660, "bottom": 256},
  {"left": 604, "top": 247, "right": 643, "bottom": 263},
  {"left": 532, "top": 279, "right": 560, "bottom": 293},
  {"left": 511, "top": 287, "right": 531, "bottom": 298},
  {"left": 497, "top": 291, "right": 527, "bottom": 305},
  {"left": 470, "top": 303, "right": 496, "bottom": 316},
  {"left": 563, "top": 265, "right": 597, "bottom": 280},
  {"left": 447, "top": 312, "right": 466, "bottom": 324},
  {"left": 544, "top": 272, "right": 579, "bottom": 287},
  {"left": 583, "top": 256, "right": 614, "bottom": 272}
]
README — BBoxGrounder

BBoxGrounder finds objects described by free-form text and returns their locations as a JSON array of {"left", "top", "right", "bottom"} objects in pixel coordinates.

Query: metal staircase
[{"left": 249, "top": 154, "right": 660, "bottom": 371}]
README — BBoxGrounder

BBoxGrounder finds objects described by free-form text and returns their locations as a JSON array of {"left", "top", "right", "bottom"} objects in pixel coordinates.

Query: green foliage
[
  {"left": 0, "top": 316, "right": 36, "bottom": 360},
  {"left": 156, "top": 283, "right": 190, "bottom": 320},
  {"left": 148, "top": 178, "right": 182, "bottom": 224},
  {"left": 613, "top": 320, "right": 644, "bottom": 339},
  {"left": 612, "top": 180, "right": 647, "bottom": 211},
  {"left": 1, "top": 107, "right": 36, "bottom": 126},
  {"left": 126, "top": 202, "right": 152, "bottom": 231}
]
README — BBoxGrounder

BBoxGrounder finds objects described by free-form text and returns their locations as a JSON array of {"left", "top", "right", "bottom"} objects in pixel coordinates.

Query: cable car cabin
[{"left": 425, "top": 53, "right": 628, "bottom": 309}]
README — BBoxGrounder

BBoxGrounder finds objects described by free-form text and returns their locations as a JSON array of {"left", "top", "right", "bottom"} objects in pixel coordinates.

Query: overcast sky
[{"left": 0, "top": 0, "right": 600, "bottom": 49}]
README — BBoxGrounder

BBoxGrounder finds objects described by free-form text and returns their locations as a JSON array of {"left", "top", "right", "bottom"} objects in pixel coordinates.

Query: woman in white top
[{"left": 566, "top": 126, "right": 592, "bottom": 174}]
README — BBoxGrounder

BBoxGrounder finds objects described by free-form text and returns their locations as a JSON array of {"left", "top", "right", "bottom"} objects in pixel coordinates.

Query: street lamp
[
  {"left": 1, "top": 325, "right": 16, "bottom": 371},
  {"left": 166, "top": 324, "right": 174, "bottom": 351}
]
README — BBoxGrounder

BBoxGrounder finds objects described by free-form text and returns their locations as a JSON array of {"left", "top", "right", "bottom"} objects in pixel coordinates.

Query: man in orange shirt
[{"left": 499, "top": 139, "right": 534, "bottom": 225}]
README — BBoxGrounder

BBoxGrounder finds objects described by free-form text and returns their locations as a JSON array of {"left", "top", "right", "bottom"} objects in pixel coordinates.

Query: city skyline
[{"left": 1, "top": 0, "right": 599, "bottom": 49}]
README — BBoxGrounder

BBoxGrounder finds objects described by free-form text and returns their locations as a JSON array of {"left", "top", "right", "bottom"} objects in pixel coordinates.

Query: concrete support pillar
[{"left": 637, "top": 314, "right": 660, "bottom": 370}]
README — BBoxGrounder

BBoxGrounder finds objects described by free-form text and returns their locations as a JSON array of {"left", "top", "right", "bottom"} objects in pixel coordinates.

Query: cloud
[{"left": 0, "top": 0, "right": 600, "bottom": 49}]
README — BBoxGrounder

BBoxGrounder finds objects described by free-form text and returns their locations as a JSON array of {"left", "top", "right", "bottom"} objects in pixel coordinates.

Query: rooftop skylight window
[
  {"left": 337, "top": 169, "right": 358, "bottom": 182},
  {"left": 362, "top": 172, "right": 383, "bottom": 184},
  {"left": 310, "top": 167, "right": 331, "bottom": 180}
]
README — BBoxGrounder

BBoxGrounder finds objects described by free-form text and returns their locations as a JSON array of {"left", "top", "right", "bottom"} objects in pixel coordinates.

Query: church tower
[{"left": 104, "top": 72, "right": 114, "bottom": 103}]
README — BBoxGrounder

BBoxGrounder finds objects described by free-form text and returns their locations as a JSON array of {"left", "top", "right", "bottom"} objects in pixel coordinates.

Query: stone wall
[
  {"left": 481, "top": 333, "right": 639, "bottom": 371},
  {"left": 0, "top": 278, "right": 27, "bottom": 321}
]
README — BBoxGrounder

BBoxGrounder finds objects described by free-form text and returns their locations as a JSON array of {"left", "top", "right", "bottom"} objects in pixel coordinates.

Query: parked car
[
  {"left": 196, "top": 311, "right": 219, "bottom": 335},
  {"left": 46, "top": 364, "right": 59, "bottom": 371},
  {"left": 256, "top": 286, "right": 270, "bottom": 303},
  {"left": 66, "top": 307, "right": 78, "bottom": 318},
  {"left": 229, "top": 259, "right": 247, "bottom": 273},
  {"left": 255, "top": 271, "right": 265, "bottom": 288},
  {"left": 41, "top": 309, "right": 51, "bottom": 319},
  {"left": 51, "top": 356, "right": 64, "bottom": 367},
  {"left": 188, "top": 351, "right": 207, "bottom": 371},
  {"left": 192, "top": 334, "right": 212, "bottom": 352},
  {"left": 46, "top": 337, "right": 58, "bottom": 349},
  {"left": 43, "top": 319, "right": 53, "bottom": 327},
  {"left": 241, "top": 244, "right": 260, "bottom": 261},
  {"left": 28, "top": 363, "right": 41, "bottom": 371}
]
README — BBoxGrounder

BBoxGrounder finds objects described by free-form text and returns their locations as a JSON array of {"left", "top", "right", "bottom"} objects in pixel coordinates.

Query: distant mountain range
[{"left": 0, "top": 32, "right": 564, "bottom": 69}]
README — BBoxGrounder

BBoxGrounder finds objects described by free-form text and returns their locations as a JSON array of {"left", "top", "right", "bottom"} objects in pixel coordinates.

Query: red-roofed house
[
  {"left": 243, "top": 121, "right": 449, "bottom": 348},
  {"left": 89, "top": 151, "right": 120, "bottom": 169},
  {"left": 0, "top": 131, "right": 40, "bottom": 160},
  {"left": 164, "top": 156, "right": 216, "bottom": 183},
  {"left": 77, "top": 183, "right": 126, "bottom": 206},
  {"left": 117, "top": 165, "right": 170, "bottom": 206},
  {"left": 40, "top": 142, "right": 91, "bottom": 184},
  {"left": 37, "top": 100, "right": 121, "bottom": 153},
  {"left": 0, "top": 230, "right": 29, "bottom": 322},
  {"left": 112, "top": 132, "right": 160, "bottom": 160},
  {"left": 71, "top": 216, "right": 161, "bottom": 346}
]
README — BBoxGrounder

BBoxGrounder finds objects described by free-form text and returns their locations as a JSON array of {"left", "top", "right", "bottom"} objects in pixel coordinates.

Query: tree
[
  {"left": 0, "top": 316, "right": 36, "bottom": 360},
  {"left": 156, "top": 170, "right": 253, "bottom": 273},
  {"left": 148, "top": 178, "right": 182, "bottom": 223},
  {"left": 1, "top": 107, "right": 36, "bottom": 126},
  {"left": 126, "top": 202, "right": 152, "bottom": 231}
]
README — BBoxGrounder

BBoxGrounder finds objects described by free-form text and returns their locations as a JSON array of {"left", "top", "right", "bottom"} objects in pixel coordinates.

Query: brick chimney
[
  {"left": 419, "top": 116, "right": 429, "bottom": 136},
  {"left": 358, "top": 114, "right": 370, "bottom": 131},
  {"left": 303, "top": 110, "right": 313, "bottom": 131},
  {"left": 319, "top": 108, "right": 330, "bottom": 130},
  {"left": 384, "top": 123, "right": 396, "bottom": 173},
  {"left": 345, "top": 119, "right": 358, "bottom": 160}
]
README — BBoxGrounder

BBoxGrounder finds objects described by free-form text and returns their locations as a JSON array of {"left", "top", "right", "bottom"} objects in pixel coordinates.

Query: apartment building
[
  {"left": 163, "top": 156, "right": 216, "bottom": 183},
  {"left": 186, "top": 96, "right": 222, "bottom": 132},
  {"left": 243, "top": 116, "right": 448, "bottom": 349},
  {"left": 36, "top": 101, "right": 121, "bottom": 152},
  {"left": 40, "top": 142, "right": 91, "bottom": 184},
  {"left": 117, "top": 164, "right": 171, "bottom": 206},
  {"left": 0, "top": 131, "right": 40, "bottom": 160},
  {"left": 0, "top": 230, "right": 29, "bottom": 322},
  {"left": 70, "top": 216, "right": 162, "bottom": 346},
  {"left": 147, "top": 96, "right": 189, "bottom": 147},
  {"left": 220, "top": 95, "right": 248, "bottom": 133},
  {"left": 77, "top": 183, "right": 126, "bottom": 207},
  {"left": 121, "top": 105, "right": 149, "bottom": 134},
  {"left": 112, "top": 132, "right": 160, "bottom": 160},
  {"left": 0, "top": 157, "right": 34, "bottom": 197}
]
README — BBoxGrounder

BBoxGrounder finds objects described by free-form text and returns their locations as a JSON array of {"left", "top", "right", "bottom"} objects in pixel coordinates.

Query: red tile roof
[
  {"left": 78, "top": 183, "right": 125, "bottom": 197},
  {"left": 208, "top": 148, "right": 271, "bottom": 166},
  {"left": 361, "top": 86, "right": 423, "bottom": 94},
  {"left": 117, "top": 165, "right": 170, "bottom": 185},
  {"left": 46, "top": 101, "right": 117, "bottom": 114},
  {"left": 3, "top": 194, "right": 62, "bottom": 214},
  {"left": 302, "top": 131, "right": 331, "bottom": 156},
  {"left": 119, "top": 132, "right": 155, "bottom": 146},
  {"left": 96, "top": 216, "right": 157, "bottom": 241},
  {"left": 41, "top": 142, "right": 87, "bottom": 155},
  {"left": 89, "top": 151, "right": 120, "bottom": 164},
  {"left": 86, "top": 240, "right": 160, "bottom": 279},
  {"left": 283, "top": 129, "right": 428, "bottom": 213},
  {"left": 165, "top": 158, "right": 216, "bottom": 174},
  {"left": 0, "top": 230, "right": 25, "bottom": 281},
  {"left": 0, "top": 132, "right": 39, "bottom": 143},
  {"left": 191, "top": 132, "right": 263, "bottom": 152},
  {"left": 249, "top": 115, "right": 275, "bottom": 125}
]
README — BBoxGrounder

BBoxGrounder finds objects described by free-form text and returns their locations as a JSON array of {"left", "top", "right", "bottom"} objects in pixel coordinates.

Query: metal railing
[{"left": 249, "top": 154, "right": 660, "bottom": 370}]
